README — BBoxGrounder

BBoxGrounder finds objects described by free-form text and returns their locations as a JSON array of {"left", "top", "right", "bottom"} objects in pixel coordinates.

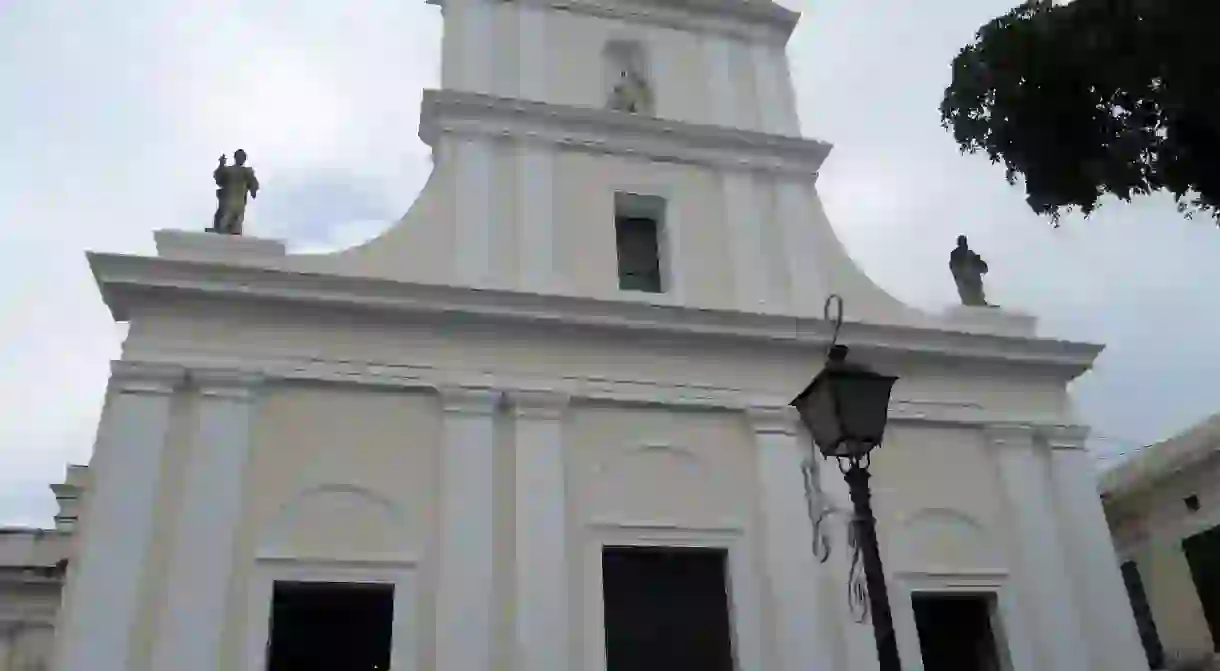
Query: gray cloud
[{"left": 2, "top": 0, "right": 1217, "bottom": 525}]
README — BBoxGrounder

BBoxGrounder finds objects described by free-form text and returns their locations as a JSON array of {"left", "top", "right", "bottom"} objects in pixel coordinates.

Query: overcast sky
[{"left": 2, "top": 0, "right": 1218, "bottom": 527}]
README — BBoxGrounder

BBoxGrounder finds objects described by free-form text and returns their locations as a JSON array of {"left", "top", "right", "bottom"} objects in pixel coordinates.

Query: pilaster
[
  {"left": 54, "top": 362, "right": 184, "bottom": 671},
  {"left": 747, "top": 406, "right": 835, "bottom": 671},
  {"left": 723, "top": 171, "right": 771, "bottom": 310},
  {"left": 509, "top": 390, "right": 571, "bottom": 671},
  {"left": 453, "top": 136, "right": 495, "bottom": 287},
  {"left": 986, "top": 423, "right": 1093, "bottom": 671},
  {"left": 149, "top": 369, "right": 263, "bottom": 671},
  {"left": 436, "top": 386, "right": 500, "bottom": 671},
  {"left": 1043, "top": 426, "right": 1151, "bottom": 671},
  {"left": 518, "top": 141, "right": 557, "bottom": 293}
]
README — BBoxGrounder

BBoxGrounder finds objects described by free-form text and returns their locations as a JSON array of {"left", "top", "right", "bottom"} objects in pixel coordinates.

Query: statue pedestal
[
  {"left": 154, "top": 229, "right": 286, "bottom": 265},
  {"left": 941, "top": 305, "right": 1037, "bottom": 338}
]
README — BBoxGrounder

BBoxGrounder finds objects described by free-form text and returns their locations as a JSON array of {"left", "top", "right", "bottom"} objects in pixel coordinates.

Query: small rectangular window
[{"left": 615, "top": 193, "right": 666, "bottom": 294}]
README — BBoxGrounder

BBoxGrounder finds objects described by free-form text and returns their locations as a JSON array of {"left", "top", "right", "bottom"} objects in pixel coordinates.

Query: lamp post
[{"left": 790, "top": 296, "right": 902, "bottom": 671}]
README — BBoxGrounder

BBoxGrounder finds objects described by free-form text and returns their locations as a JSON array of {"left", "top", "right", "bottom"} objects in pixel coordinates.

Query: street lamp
[{"left": 790, "top": 295, "right": 902, "bottom": 671}]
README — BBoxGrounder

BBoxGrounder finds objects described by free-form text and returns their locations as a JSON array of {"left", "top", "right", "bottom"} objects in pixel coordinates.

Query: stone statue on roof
[
  {"left": 607, "top": 66, "right": 655, "bottom": 116},
  {"left": 950, "top": 235, "right": 990, "bottom": 307},
  {"left": 209, "top": 149, "right": 259, "bottom": 236}
]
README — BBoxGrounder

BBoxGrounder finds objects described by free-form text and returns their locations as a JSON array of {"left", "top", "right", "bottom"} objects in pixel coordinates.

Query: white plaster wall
[{"left": 1105, "top": 453, "right": 1220, "bottom": 659}]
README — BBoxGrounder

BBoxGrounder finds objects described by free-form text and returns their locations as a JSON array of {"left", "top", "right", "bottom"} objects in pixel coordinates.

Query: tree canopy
[{"left": 940, "top": 0, "right": 1220, "bottom": 224}]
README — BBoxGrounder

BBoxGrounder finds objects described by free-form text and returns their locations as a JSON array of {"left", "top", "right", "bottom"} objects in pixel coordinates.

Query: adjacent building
[
  {"left": 0, "top": 467, "right": 84, "bottom": 671},
  {"left": 1103, "top": 413, "right": 1220, "bottom": 669}
]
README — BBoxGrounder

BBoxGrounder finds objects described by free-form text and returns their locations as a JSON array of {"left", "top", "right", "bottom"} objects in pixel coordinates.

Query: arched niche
[
  {"left": 586, "top": 442, "right": 740, "bottom": 526},
  {"left": 259, "top": 483, "right": 413, "bottom": 561},
  {"left": 891, "top": 507, "right": 1002, "bottom": 573},
  {"left": 604, "top": 39, "right": 654, "bottom": 115}
]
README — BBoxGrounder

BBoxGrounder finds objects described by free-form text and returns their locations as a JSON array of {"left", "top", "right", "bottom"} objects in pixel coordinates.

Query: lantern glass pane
[
  {"left": 798, "top": 382, "right": 842, "bottom": 456},
  {"left": 832, "top": 373, "right": 897, "bottom": 446}
]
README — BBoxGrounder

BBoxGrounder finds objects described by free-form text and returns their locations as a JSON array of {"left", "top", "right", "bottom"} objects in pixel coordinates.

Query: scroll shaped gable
[{"left": 260, "top": 483, "right": 414, "bottom": 561}]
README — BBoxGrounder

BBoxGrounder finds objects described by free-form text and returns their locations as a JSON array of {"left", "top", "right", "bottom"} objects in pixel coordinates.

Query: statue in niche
[
  {"left": 607, "top": 67, "right": 654, "bottom": 115},
  {"left": 209, "top": 149, "right": 259, "bottom": 235},
  {"left": 949, "top": 235, "right": 992, "bottom": 307}
]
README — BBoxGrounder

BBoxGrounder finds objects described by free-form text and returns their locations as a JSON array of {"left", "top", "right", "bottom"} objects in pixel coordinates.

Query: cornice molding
[
  {"left": 109, "top": 360, "right": 185, "bottom": 396},
  {"left": 507, "top": 389, "right": 571, "bottom": 420},
  {"left": 89, "top": 253, "right": 1103, "bottom": 381},
  {"left": 419, "top": 90, "right": 829, "bottom": 177},
  {"left": 115, "top": 349, "right": 1088, "bottom": 438},
  {"left": 189, "top": 368, "right": 265, "bottom": 401},
  {"left": 1038, "top": 424, "right": 1091, "bottom": 451},
  {"left": 427, "top": 0, "right": 798, "bottom": 43},
  {"left": 439, "top": 385, "right": 502, "bottom": 415},
  {"left": 981, "top": 422, "right": 1037, "bottom": 448},
  {"left": 744, "top": 405, "right": 800, "bottom": 436}
]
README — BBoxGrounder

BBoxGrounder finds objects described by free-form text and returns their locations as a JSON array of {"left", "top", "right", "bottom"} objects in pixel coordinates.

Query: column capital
[
  {"left": 982, "top": 422, "right": 1037, "bottom": 447},
  {"left": 440, "top": 386, "right": 501, "bottom": 416},
  {"left": 109, "top": 360, "right": 186, "bottom": 396},
  {"left": 1038, "top": 424, "right": 1091, "bottom": 451},
  {"left": 507, "top": 389, "right": 570, "bottom": 420},
  {"left": 189, "top": 368, "right": 265, "bottom": 401},
  {"left": 745, "top": 405, "right": 801, "bottom": 436}
]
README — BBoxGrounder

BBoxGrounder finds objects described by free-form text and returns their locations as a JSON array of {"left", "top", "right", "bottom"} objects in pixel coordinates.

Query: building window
[
  {"left": 1182, "top": 525, "right": 1220, "bottom": 652},
  {"left": 911, "top": 593, "right": 1005, "bottom": 671},
  {"left": 1121, "top": 560, "right": 1166, "bottom": 668},
  {"left": 614, "top": 193, "right": 666, "bottom": 293},
  {"left": 266, "top": 581, "right": 395, "bottom": 671},
  {"left": 601, "top": 546, "right": 734, "bottom": 671}
]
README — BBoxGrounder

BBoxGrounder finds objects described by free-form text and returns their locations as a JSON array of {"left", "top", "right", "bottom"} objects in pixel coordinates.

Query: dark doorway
[
  {"left": 1182, "top": 524, "right": 1220, "bottom": 652},
  {"left": 1121, "top": 560, "right": 1166, "bottom": 668},
  {"left": 602, "top": 545, "right": 735, "bottom": 671},
  {"left": 912, "top": 593, "right": 1003, "bottom": 671},
  {"left": 266, "top": 581, "right": 394, "bottom": 671}
]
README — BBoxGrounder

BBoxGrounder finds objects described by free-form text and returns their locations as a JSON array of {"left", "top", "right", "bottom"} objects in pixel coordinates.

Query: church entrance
[
  {"left": 601, "top": 545, "right": 735, "bottom": 671},
  {"left": 265, "top": 581, "right": 394, "bottom": 671},
  {"left": 911, "top": 593, "right": 1004, "bottom": 671}
]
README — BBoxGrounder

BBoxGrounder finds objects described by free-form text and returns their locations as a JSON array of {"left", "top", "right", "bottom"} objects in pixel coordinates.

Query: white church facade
[{"left": 45, "top": 0, "right": 1151, "bottom": 669}]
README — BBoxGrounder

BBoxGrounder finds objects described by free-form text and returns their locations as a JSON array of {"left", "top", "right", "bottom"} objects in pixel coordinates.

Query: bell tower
[{"left": 295, "top": 0, "right": 915, "bottom": 323}]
